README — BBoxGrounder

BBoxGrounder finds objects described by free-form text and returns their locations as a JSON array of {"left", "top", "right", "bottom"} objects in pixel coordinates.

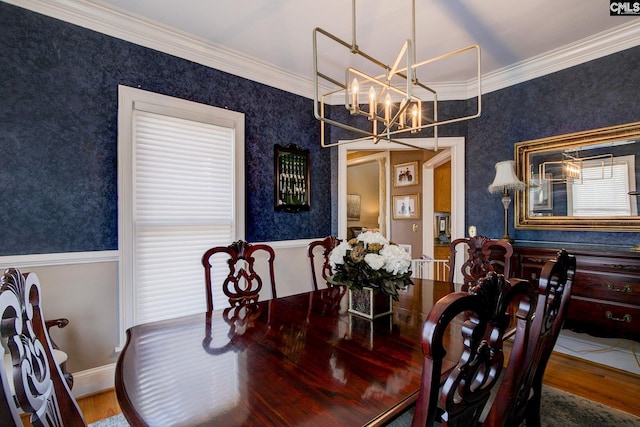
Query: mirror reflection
[{"left": 515, "top": 122, "right": 640, "bottom": 231}]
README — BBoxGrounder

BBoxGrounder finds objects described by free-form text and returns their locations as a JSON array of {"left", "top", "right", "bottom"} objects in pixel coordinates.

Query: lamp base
[
  {"left": 499, "top": 234, "right": 515, "bottom": 244},
  {"left": 500, "top": 192, "right": 514, "bottom": 244}
]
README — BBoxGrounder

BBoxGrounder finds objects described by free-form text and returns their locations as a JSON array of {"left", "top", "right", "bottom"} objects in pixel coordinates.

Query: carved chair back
[
  {"left": 0, "top": 344, "right": 20, "bottom": 427},
  {"left": 484, "top": 250, "right": 576, "bottom": 427},
  {"left": 449, "top": 235, "right": 513, "bottom": 292},
  {"left": 0, "top": 268, "right": 86, "bottom": 426},
  {"left": 307, "top": 236, "right": 341, "bottom": 290},
  {"left": 411, "top": 272, "right": 535, "bottom": 427},
  {"left": 202, "top": 240, "right": 277, "bottom": 311}
]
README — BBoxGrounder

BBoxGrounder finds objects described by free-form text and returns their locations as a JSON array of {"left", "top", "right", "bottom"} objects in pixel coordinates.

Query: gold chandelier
[
  {"left": 540, "top": 152, "right": 614, "bottom": 184},
  {"left": 313, "top": 0, "right": 482, "bottom": 150}
]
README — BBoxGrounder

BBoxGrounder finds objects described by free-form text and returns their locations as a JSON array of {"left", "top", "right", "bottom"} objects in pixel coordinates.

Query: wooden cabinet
[
  {"left": 513, "top": 245, "right": 640, "bottom": 342},
  {"left": 434, "top": 245, "right": 449, "bottom": 260}
]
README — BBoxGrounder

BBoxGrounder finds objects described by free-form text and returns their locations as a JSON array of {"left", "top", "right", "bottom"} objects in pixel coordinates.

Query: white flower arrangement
[{"left": 327, "top": 230, "right": 413, "bottom": 299}]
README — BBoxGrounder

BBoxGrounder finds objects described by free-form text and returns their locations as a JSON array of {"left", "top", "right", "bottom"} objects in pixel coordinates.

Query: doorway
[
  {"left": 338, "top": 137, "right": 465, "bottom": 258},
  {"left": 347, "top": 152, "right": 388, "bottom": 237}
]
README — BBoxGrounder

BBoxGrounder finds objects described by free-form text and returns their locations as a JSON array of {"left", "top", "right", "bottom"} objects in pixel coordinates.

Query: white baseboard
[
  {"left": 72, "top": 363, "right": 116, "bottom": 398},
  {"left": 553, "top": 330, "right": 640, "bottom": 375}
]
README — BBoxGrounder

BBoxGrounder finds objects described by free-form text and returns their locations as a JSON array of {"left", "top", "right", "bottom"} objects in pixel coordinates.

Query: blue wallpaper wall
[
  {"left": 0, "top": 3, "right": 331, "bottom": 255},
  {"left": 328, "top": 44, "right": 640, "bottom": 248},
  {"left": 465, "top": 46, "right": 640, "bottom": 247},
  {"left": 2, "top": 3, "right": 639, "bottom": 256}
]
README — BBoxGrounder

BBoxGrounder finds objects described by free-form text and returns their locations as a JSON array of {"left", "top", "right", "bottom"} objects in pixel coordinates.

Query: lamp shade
[{"left": 488, "top": 160, "right": 525, "bottom": 194}]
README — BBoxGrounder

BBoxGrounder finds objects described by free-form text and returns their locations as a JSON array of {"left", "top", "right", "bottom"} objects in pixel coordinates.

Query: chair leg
[{"left": 524, "top": 386, "right": 542, "bottom": 427}]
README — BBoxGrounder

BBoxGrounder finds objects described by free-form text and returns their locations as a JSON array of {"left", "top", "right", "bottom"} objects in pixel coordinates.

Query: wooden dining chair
[
  {"left": 410, "top": 272, "right": 536, "bottom": 427},
  {"left": 0, "top": 268, "right": 87, "bottom": 426},
  {"left": 3, "top": 318, "right": 74, "bottom": 392},
  {"left": 307, "top": 235, "right": 341, "bottom": 290},
  {"left": 448, "top": 235, "right": 513, "bottom": 292},
  {"left": 484, "top": 249, "right": 576, "bottom": 427},
  {"left": 202, "top": 240, "right": 278, "bottom": 311}
]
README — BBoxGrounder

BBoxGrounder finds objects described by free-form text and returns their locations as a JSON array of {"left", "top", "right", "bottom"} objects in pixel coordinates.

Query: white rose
[
  {"left": 364, "top": 253, "right": 385, "bottom": 270},
  {"left": 357, "top": 231, "right": 388, "bottom": 247},
  {"left": 329, "top": 241, "right": 351, "bottom": 268},
  {"left": 381, "top": 244, "right": 411, "bottom": 275}
]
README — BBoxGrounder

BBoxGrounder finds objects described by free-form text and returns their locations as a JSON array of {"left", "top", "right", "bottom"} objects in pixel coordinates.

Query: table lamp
[{"left": 489, "top": 160, "right": 525, "bottom": 243}]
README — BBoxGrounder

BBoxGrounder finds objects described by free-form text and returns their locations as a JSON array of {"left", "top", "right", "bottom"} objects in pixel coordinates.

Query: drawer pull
[
  {"left": 605, "top": 284, "right": 633, "bottom": 293},
  {"left": 605, "top": 311, "right": 632, "bottom": 323}
]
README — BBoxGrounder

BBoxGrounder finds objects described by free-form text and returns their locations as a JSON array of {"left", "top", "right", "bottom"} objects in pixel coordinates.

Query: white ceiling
[{"left": 16, "top": 0, "right": 640, "bottom": 99}]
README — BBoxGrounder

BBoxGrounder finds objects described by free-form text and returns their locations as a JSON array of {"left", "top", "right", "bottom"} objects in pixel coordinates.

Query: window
[
  {"left": 118, "top": 86, "right": 245, "bottom": 343},
  {"left": 568, "top": 155, "right": 637, "bottom": 216}
]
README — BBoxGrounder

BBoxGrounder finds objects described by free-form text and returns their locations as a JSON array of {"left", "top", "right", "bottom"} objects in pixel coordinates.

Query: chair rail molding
[{"left": 0, "top": 250, "right": 118, "bottom": 268}]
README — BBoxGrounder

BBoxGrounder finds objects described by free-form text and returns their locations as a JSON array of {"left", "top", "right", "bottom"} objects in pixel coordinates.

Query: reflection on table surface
[{"left": 115, "top": 279, "right": 460, "bottom": 426}]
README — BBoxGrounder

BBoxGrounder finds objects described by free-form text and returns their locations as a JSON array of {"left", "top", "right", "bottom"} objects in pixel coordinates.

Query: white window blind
[
  {"left": 133, "top": 111, "right": 234, "bottom": 324},
  {"left": 568, "top": 155, "right": 637, "bottom": 216},
  {"left": 118, "top": 86, "right": 245, "bottom": 341}
]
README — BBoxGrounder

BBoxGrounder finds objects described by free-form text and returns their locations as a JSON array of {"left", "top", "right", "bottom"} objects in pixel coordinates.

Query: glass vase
[{"left": 348, "top": 287, "right": 393, "bottom": 319}]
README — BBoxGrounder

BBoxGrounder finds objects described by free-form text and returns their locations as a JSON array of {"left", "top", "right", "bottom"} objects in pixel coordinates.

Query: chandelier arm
[
  {"left": 389, "top": 41, "right": 410, "bottom": 79},
  {"left": 313, "top": 1, "right": 482, "bottom": 151},
  {"left": 317, "top": 72, "right": 346, "bottom": 91},
  {"left": 314, "top": 27, "right": 389, "bottom": 72}
]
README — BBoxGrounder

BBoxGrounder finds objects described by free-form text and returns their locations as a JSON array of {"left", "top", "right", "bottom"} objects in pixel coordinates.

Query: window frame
[
  {"left": 117, "top": 85, "right": 245, "bottom": 347},
  {"left": 567, "top": 155, "right": 637, "bottom": 217}
]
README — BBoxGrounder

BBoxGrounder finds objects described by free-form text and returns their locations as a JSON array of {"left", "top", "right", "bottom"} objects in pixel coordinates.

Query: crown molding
[
  {"left": 5, "top": 0, "right": 315, "bottom": 98},
  {"left": 481, "top": 19, "right": 640, "bottom": 96},
  {"left": 5, "top": 0, "right": 640, "bottom": 101}
]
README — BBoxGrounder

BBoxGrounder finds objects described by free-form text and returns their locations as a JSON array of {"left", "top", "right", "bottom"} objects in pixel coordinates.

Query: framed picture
[
  {"left": 347, "top": 194, "right": 361, "bottom": 220},
  {"left": 274, "top": 144, "right": 310, "bottom": 212},
  {"left": 529, "top": 173, "right": 553, "bottom": 211},
  {"left": 392, "top": 194, "right": 420, "bottom": 219},
  {"left": 393, "top": 161, "right": 419, "bottom": 187},
  {"left": 434, "top": 211, "right": 451, "bottom": 244}
]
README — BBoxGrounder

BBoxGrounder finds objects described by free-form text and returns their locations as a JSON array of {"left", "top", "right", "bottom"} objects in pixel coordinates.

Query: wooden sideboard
[{"left": 512, "top": 245, "right": 640, "bottom": 342}]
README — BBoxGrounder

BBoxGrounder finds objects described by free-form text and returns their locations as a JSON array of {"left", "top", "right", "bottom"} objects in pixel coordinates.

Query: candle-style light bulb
[
  {"left": 384, "top": 93, "right": 392, "bottom": 124},
  {"left": 351, "top": 78, "right": 359, "bottom": 111},
  {"left": 411, "top": 104, "right": 418, "bottom": 129},
  {"left": 398, "top": 100, "right": 407, "bottom": 129},
  {"left": 368, "top": 86, "right": 376, "bottom": 120}
]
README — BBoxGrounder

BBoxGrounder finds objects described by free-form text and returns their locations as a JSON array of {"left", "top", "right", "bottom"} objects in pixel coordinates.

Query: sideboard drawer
[
  {"left": 572, "top": 271, "right": 640, "bottom": 306},
  {"left": 513, "top": 245, "right": 640, "bottom": 342},
  {"left": 565, "top": 297, "right": 640, "bottom": 341}
]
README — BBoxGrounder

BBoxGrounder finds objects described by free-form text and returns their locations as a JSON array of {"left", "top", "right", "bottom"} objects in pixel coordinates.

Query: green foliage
[{"left": 327, "top": 247, "right": 413, "bottom": 300}]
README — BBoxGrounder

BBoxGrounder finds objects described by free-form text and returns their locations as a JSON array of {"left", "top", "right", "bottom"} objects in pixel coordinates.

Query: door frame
[
  {"left": 338, "top": 138, "right": 465, "bottom": 256},
  {"left": 346, "top": 151, "right": 390, "bottom": 237}
]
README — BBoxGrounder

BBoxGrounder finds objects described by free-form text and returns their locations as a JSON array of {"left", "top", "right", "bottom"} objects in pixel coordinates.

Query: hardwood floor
[
  {"left": 20, "top": 388, "right": 122, "bottom": 426},
  {"left": 77, "top": 388, "right": 123, "bottom": 424},
  {"left": 543, "top": 352, "right": 640, "bottom": 417},
  {"left": 72, "top": 350, "right": 639, "bottom": 425}
]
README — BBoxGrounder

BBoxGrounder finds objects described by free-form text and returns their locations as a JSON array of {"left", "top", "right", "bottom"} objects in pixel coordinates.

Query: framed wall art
[
  {"left": 274, "top": 144, "right": 310, "bottom": 212},
  {"left": 347, "top": 194, "right": 361, "bottom": 220},
  {"left": 393, "top": 161, "right": 419, "bottom": 187},
  {"left": 392, "top": 194, "right": 420, "bottom": 219}
]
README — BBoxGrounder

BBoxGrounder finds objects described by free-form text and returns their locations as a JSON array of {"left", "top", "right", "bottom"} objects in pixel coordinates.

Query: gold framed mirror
[{"left": 514, "top": 122, "right": 640, "bottom": 231}]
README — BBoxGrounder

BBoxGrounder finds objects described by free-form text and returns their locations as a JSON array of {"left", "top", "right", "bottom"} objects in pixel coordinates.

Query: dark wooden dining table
[{"left": 115, "top": 279, "right": 458, "bottom": 426}]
